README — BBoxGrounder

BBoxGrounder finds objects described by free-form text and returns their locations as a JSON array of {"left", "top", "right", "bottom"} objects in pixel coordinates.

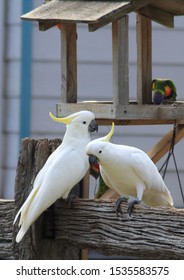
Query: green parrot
[
  {"left": 95, "top": 174, "right": 109, "bottom": 198},
  {"left": 152, "top": 79, "right": 177, "bottom": 104},
  {"left": 90, "top": 161, "right": 109, "bottom": 198}
]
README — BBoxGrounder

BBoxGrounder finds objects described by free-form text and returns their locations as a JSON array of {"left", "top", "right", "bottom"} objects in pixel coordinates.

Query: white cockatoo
[
  {"left": 14, "top": 110, "right": 98, "bottom": 242},
  {"left": 85, "top": 123, "right": 174, "bottom": 216}
]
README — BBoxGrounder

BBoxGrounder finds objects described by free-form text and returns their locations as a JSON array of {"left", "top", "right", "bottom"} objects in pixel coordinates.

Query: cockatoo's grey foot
[
  {"left": 66, "top": 194, "right": 77, "bottom": 208},
  {"left": 127, "top": 199, "right": 141, "bottom": 216},
  {"left": 115, "top": 196, "right": 129, "bottom": 216}
]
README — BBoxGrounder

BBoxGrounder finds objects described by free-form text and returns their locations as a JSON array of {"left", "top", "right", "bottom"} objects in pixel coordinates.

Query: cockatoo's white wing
[
  {"left": 130, "top": 150, "right": 173, "bottom": 206},
  {"left": 13, "top": 145, "right": 62, "bottom": 226},
  {"left": 14, "top": 110, "right": 97, "bottom": 243},
  {"left": 15, "top": 146, "right": 88, "bottom": 243}
]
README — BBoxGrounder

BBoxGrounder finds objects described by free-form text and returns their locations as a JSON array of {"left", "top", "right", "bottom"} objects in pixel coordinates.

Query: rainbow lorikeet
[{"left": 152, "top": 79, "right": 177, "bottom": 104}]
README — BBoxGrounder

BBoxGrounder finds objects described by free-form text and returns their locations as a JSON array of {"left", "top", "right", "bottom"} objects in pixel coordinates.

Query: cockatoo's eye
[
  {"left": 99, "top": 150, "right": 102, "bottom": 154},
  {"left": 83, "top": 121, "right": 86, "bottom": 124}
]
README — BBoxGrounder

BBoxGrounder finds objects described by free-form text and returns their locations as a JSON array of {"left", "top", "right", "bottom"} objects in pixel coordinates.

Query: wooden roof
[
  {"left": 20, "top": 0, "right": 152, "bottom": 31},
  {"left": 21, "top": 0, "right": 184, "bottom": 31}
]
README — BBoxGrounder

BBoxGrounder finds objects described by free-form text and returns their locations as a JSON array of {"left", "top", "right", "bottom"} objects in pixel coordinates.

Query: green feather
[{"left": 95, "top": 174, "right": 109, "bottom": 198}]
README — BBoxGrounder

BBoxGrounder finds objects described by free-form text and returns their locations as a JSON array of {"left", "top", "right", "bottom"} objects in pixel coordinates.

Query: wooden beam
[
  {"left": 0, "top": 200, "right": 14, "bottom": 259},
  {"left": 112, "top": 16, "right": 129, "bottom": 106},
  {"left": 136, "top": 14, "right": 152, "bottom": 104},
  {"left": 54, "top": 199, "right": 184, "bottom": 259},
  {"left": 2, "top": 198, "right": 184, "bottom": 259},
  {"left": 56, "top": 102, "right": 184, "bottom": 124},
  {"left": 61, "top": 23, "right": 77, "bottom": 103},
  {"left": 39, "top": 21, "right": 58, "bottom": 31},
  {"left": 137, "top": 5, "right": 174, "bottom": 28},
  {"left": 147, "top": 124, "right": 184, "bottom": 163}
]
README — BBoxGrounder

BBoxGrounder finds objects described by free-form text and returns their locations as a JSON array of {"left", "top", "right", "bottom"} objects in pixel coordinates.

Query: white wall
[{"left": 1, "top": 0, "right": 184, "bottom": 209}]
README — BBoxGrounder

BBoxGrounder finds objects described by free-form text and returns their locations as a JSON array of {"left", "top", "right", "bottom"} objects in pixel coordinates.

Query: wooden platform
[{"left": 56, "top": 102, "right": 184, "bottom": 125}]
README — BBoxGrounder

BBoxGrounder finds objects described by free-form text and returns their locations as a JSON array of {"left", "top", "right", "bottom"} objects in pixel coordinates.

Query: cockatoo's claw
[
  {"left": 127, "top": 199, "right": 141, "bottom": 217},
  {"left": 115, "top": 196, "right": 129, "bottom": 216},
  {"left": 66, "top": 194, "right": 78, "bottom": 208}
]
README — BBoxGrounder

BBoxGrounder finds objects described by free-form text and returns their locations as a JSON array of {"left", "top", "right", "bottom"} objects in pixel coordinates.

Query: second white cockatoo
[
  {"left": 14, "top": 110, "right": 98, "bottom": 242},
  {"left": 85, "top": 123, "right": 174, "bottom": 216}
]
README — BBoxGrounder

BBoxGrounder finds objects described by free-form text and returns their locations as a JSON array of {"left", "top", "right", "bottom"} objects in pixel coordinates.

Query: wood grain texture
[
  {"left": 61, "top": 23, "right": 77, "bottom": 103},
  {"left": 137, "top": 4, "right": 174, "bottom": 28},
  {"left": 1, "top": 198, "right": 184, "bottom": 259},
  {"left": 0, "top": 200, "right": 14, "bottom": 258},
  {"left": 112, "top": 16, "right": 129, "bottom": 106},
  {"left": 153, "top": 0, "right": 184, "bottom": 16},
  {"left": 21, "top": 0, "right": 154, "bottom": 31},
  {"left": 56, "top": 102, "right": 184, "bottom": 125},
  {"left": 54, "top": 198, "right": 184, "bottom": 259},
  {"left": 136, "top": 14, "right": 152, "bottom": 105},
  {"left": 20, "top": 0, "right": 184, "bottom": 31}
]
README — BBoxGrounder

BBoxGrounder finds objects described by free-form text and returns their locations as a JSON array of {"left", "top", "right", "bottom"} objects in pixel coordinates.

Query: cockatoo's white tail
[{"left": 16, "top": 226, "right": 28, "bottom": 243}]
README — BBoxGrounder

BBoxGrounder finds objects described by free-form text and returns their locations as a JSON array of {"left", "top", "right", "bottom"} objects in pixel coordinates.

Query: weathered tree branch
[
  {"left": 0, "top": 200, "right": 14, "bottom": 258},
  {"left": 53, "top": 198, "right": 184, "bottom": 259},
  {"left": 1, "top": 198, "right": 184, "bottom": 259}
]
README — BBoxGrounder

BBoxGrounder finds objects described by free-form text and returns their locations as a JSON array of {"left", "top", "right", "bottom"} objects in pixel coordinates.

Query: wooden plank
[
  {"left": 137, "top": 4, "right": 174, "bottom": 28},
  {"left": 56, "top": 102, "right": 184, "bottom": 124},
  {"left": 54, "top": 198, "right": 184, "bottom": 259},
  {"left": 2, "top": 198, "right": 184, "bottom": 259},
  {"left": 0, "top": 200, "right": 14, "bottom": 258},
  {"left": 61, "top": 23, "right": 77, "bottom": 103},
  {"left": 136, "top": 14, "right": 152, "bottom": 105},
  {"left": 112, "top": 16, "right": 129, "bottom": 106},
  {"left": 21, "top": 0, "right": 133, "bottom": 23},
  {"left": 39, "top": 21, "right": 58, "bottom": 31},
  {"left": 21, "top": 0, "right": 153, "bottom": 31},
  {"left": 153, "top": 0, "right": 184, "bottom": 16},
  {"left": 88, "top": 0, "right": 153, "bottom": 31},
  {"left": 147, "top": 124, "right": 184, "bottom": 163}
]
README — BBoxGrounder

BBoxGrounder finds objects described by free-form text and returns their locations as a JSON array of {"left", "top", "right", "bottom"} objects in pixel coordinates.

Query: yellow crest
[
  {"left": 102, "top": 122, "right": 115, "bottom": 142},
  {"left": 49, "top": 112, "right": 79, "bottom": 125}
]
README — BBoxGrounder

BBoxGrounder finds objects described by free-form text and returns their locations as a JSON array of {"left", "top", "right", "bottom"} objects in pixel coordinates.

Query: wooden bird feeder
[
  {"left": 21, "top": 0, "right": 184, "bottom": 125},
  {"left": 5, "top": 0, "right": 184, "bottom": 260}
]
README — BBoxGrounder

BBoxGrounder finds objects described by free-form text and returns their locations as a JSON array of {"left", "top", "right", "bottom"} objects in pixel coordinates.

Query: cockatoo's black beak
[
  {"left": 88, "top": 154, "right": 99, "bottom": 167},
  {"left": 88, "top": 119, "right": 98, "bottom": 133}
]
